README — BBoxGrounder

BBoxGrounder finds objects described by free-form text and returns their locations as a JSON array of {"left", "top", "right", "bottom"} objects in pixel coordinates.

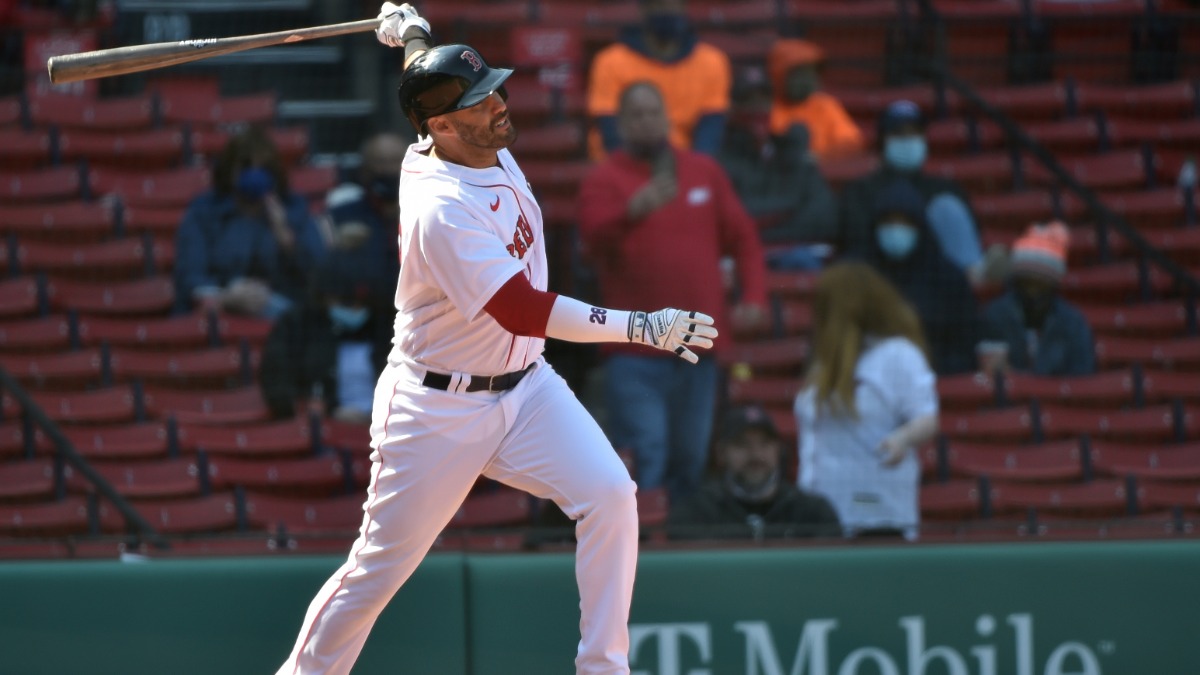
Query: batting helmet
[{"left": 398, "top": 44, "right": 513, "bottom": 132}]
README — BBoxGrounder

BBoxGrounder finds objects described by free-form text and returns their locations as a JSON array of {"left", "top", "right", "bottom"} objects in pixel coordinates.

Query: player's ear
[{"left": 426, "top": 115, "right": 454, "bottom": 138}]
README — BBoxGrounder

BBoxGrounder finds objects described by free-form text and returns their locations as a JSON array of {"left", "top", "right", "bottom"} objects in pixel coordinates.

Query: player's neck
[{"left": 430, "top": 142, "right": 499, "bottom": 170}]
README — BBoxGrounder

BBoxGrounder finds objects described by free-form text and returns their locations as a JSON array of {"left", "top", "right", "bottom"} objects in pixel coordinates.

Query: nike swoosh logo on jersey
[{"left": 490, "top": 196, "right": 501, "bottom": 211}]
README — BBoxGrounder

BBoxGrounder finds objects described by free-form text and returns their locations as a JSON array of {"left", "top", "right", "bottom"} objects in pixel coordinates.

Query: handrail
[
  {"left": 913, "top": 3, "right": 1200, "bottom": 298},
  {"left": 0, "top": 369, "right": 168, "bottom": 550}
]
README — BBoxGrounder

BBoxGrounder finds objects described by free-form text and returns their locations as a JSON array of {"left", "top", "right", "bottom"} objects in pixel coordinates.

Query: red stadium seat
[
  {"left": 521, "top": 160, "right": 590, "bottom": 195},
  {"left": 920, "top": 479, "right": 985, "bottom": 519},
  {"left": 10, "top": 386, "right": 140, "bottom": 425},
  {"left": 1039, "top": 404, "right": 1191, "bottom": 443},
  {"left": 990, "top": 479, "right": 1130, "bottom": 517},
  {"left": 46, "top": 276, "right": 175, "bottom": 316},
  {"left": 636, "top": 486, "right": 670, "bottom": 529},
  {"left": 818, "top": 153, "right": 878, "bottom": 191},
  {"left": 209, "top": 455, "right": 361, "bottom": 496},
  {"left": 1141, "top": 370, "right": 1200, "bottom": 405},
  {"left": 1004, "top": 369, "right": 1137, "bottom": 408},
  {"left": 0, "top": 201, "right": 115, "bottom": 241},
  {"left": 0, "top": 348, "right": 107, "bottom": 390},
  {"left": 718, "top": 337, "right": 808, "bottom": 373},
  {"left": 121, "top": 205, "right": 186, "bottom": 240},
  {"left": 1108, "top": 118, "right": 1200, "bottom": 154},
  {"left": 924, "top": 118, "right": 1005, "bottom": 156},
  {"left": 159, "top": 92, "right": 276, "bottom": 127},
  {"left": 1138, "top": 481, "right": 1200, "bottom": 512},
  {"left": 0, "top": 129, "right": 52, "bottom": 169},
  {"left": 0, "top": 315, "right": 72, "bottom": 353},
  {"left": 765, "top": 270, "right": 819, "bottom": 299},
  {"left": 214, "top": 314, "right": 273, "bottom": 347},
  {"left": 776, "top": 300, "right": 812, "bottom": 336},
  {"left": 72, "top": 457, "right": 209, "bottom": 500},
  {"left": 61, "top": 422, "right": 171, "bottom": 461},
  {"left": 943, "top": 440, "right": 1084, "bottom": 482},
  {"left": 323, "top": 419, "right": 371, "bottom": 452},
  {"left": 176, "top": 418, "right": 314, "bottom": 457},
  {"left": 727, "top": 377, "right": 803, "bottom": 408},
  {"left": 0, "top": 277, "right": 41, "bottom": 319},
  {"left": 88, "top": 166, "right": 210, "bottom": 208},
  {"left": 830, "top": 84, "right": 946, "bottom": 122},
  {"left": 78, "top": 313, "right": 212, "bottom": 350},
  {"left": 27, "top": 94, "right": 155, "bottom": 131},
  {"left": 501, "top": 75, "right": 584, "bottom": 121},
  {"left": 1080, "top": 303, "right": 1190, "bottom": 338},
  {"left": 925, "top": 152, "right": 1014, "bottom": 193},
  {"left": 1095, "top": 337, "right": 1200, "bottom": 371},
  {"left": 1074, "top": 81, "right": 1198, "bottom": 120},
  {"left": 971, "top": 190, "right": 1058, "bottom": 232},
  {"left": 57, "top": 129, "right": 187, "bottom": 169},
  {"left": 0, "top": 96, "right": 21, "bottom": 127},
  {"left": 941, "top": 406, "right": 1038, "bottom": 443},
  {"left": 508, "top": 121, "right": 584, "bottom": 159},
  {"left": 1060, "top": 261, "right": 1172, "bottom": 304},
  {"left": 1025, "top": 117, "right": 1104, "bottom": 155},
  {"left": 1091, "top": 441, "right": 1200, "bottom": 482},
  {"left": 0, "top": 166, "right": 84, "bottom": 202},
  {"left": 937, "top": 372, "right": 997, "bottom": 410},
  {"left": 142, "top": 386, "right": 269, "bottom": 425},
  {"left": 131, "top": 493, "right": 240, "bottom": 534},
  {"left": 1026, "top": 149, "right": 1152, "bottom": 192},
  {"left": 14, "top": 238, "right": 172, "bottom": 280},
  {"left": 1096, "top": 188, "right": 1188, "bottom": 230},
  {"left": 0, "top": 497, "right": 90, "bottom": 535},
  {"left": 244, "top": 492, "right": 364, "bottom": 533},
  {"left": 190, "top": 126, "right": 309, "bottom": 165},
  {"left": 448, "top": 486, "right": 533, "bottom": 528},
  {"left": 0, "top": 458, "right": 57, "bottom": 501},
  {"left": 288, "top": 164, "right": 337, "bottom": 201},
  {"left": 109, "top": 346, "right": 253, "bottom": 388},
  {"left": 1144, "top": 228, "right": 1200, "bottom": 266},
  {"left": 975, "top": 82, "right": 1070, "bottom": 121}
]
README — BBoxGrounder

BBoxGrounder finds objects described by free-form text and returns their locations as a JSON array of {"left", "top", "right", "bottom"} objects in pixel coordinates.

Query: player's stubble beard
[{"left": 448, "top": 112, "right": 518, "bottom": 150}]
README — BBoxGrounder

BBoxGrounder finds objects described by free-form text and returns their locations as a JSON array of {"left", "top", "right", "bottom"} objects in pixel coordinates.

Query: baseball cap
[
  {"left": 717, "top": 405, "right": 779, "bottom": 443},
  {"left": 879, "top": 99, "right": 925, "bottom": 135}
]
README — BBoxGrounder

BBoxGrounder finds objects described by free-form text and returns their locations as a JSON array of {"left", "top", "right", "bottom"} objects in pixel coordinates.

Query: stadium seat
[
  {"left": 925, "top": 152, "right": 1014, "bottom": 193},
  {"left": 120, "top": 205, "right": 186, "bottom": 241},
  {"left": 1060, "top": 261, "right": 1172, "bottom": 304},
  {"left": 1004, "top": 369, "right": 1137, "bottom": 408},
  {"left": 159, "top": 92, "right": 276, "bottom": 127},
  {"left": 943, "top": 440, "right": 1085, "bottom": 483},
  {"left": 57, "top": 129, "right": 187, "bottom": 169},
  {"left": 131, "top": 492, "right": 241, "bottom": 534},
  {"left": 941, "top": 406, "right": 1038, "bottom": 443},
  {"left": 500, "top": 75, "right": 585, "bottom": 122},
  {"left": 13, "top": 237, "right": 172, "bottom": 280},
  {"left": 718, "top": 337, "right": 808, "bottom": 374},
  {"left": 323, "top": 419, "right": 371, "bottom": 453},
  {"left": 990, "top": 479, "right": 1131, "bottom": 517},
  {"left": 0, "top": 96, "right": 21, "bottom": 127},
  {"left": 61, "top": 422, "right": 171, "bottom": 461},
  {"left": 1138, "top": 481, "right": 1200, "bottom": 512},
  {"left": 0, "top": 348, "right": 109, "bottom": 390},
  {"left": 0, "top": 458, "right": 58, "bottom": 501},
  {"left": 726, "top": 377, "right": 803, "bottom": 408},
  {"left": 78, "top": 313, "right": 213, "bottom": 350},
  {"left": 1026, "top": 149, "right": 1152, "bottom": 192},
  {"left": 209, "top": 454, "right": 362, "bottom": 496},
  {"left": 175, "top": 418, "right": 315, "bottom": 457},
  {"left": 0, "top": 129, "right": 52, "bottom": 169},
  {"left": 142, "top": 386, "right": 269, "bottom": 425},
  {"left": 924, "top": 117, "right": 1005, "bottom": 156},
  {"left": 46, "top": 276, "right": 175, "bottom": 316},
  {"left": 88, "top": 166, "right": 210, "bottom": 208},
  {"left": 976, "top": 82, "right": 1070, "bottom": 121},
  {"left": 1074, "top": 81, "right": 1198, "bottom": 120},
  {"left": 765, "top": 270, "right": 819, "bottom": 299},
  {"left": 213, "top": 314, "right": 273, "bottom": 347},
  {"left": 0, "top": 497, "right": 90, "bottom": 536},
  {"left": 0, "top": 276, "right": 42, "bottom": 319},
  {"left": 1025, "top": 117, "right": 1105, "bottom": 155},
  {"left": 1095, "top": 336, "right": 1200, "bottom": 371},
  {"left": 448, "top": 486, "right": 533, "bottom": 528},
  {"left": 1107, "top": 118, "right": 1200, "bottom": 154},
  {"left": 1080, "top": 303, "right": 1190, "bottom": 338},
  {"left": 937, "top": 372, "right": 998, "bottom": 410},
  {"left": 0, "top": 201, "right": 115, "bottom": 241},
  {"left": 190, "top": 127, "right": 309, "bottom": 165},
  {"left": 288, "top": 164, "right": 338, "bottom": 201},
  {"left": 11, "top": 385, "right": 142, "bottom": 425},
  {"left": 1144, "top": 228, "right": 1200, "bottom": 266},
  {"left": 971, "top": 190, "right": 1057, "bottom": 232},
  {"left": 244, "top": 492, "right": 364, "bottom": 534},
  {"left": 509, "top": 121, "right": 585, "bottom": 159},
  {"left": 520, "top": 160, "right": 591, "bottom": 196},
  {"left": 71, "top": 457, "right": 209, "bottom": 500},
  {"left": 1091, "top": 441, "right": 1200, "bottom": 482},
  {"left": 636, "top": 485, "right": 670, "bottom": 529},
  {"left": 1039, "top": 404, "right": 1192, "bottom": 443},
  {"left": 0, "top": 315, "right": 73, "bottom": 353},
  {"left": 109, "top": 346, "right": 254, "bottom": 388},
  {"left": 1141, "top": 370, "right": 1200, "bottom": 405},
  {"left": 817, "top": 153, "right": 878, "bottom": 190},
  {"left": 1098, "top": 188, "right": 1189, "bottom": 230},
  {"left": 920, "top": 478, "right": 986, "bottom": 520},
  {"left": 27, "top": 94, "right": 156, "bottom": 131},
  {"left": 0, "top": 165, "right": 85, "bottom": 202}
]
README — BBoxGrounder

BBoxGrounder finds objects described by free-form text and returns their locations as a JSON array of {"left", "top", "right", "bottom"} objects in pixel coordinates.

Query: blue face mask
[
  {"left": 876, "top": 222, "right": 919, "bottom": 259},
  {"left": 236, "top": 167, "right": 275, "bottom": 200},
  {"left": 329, "top": 305, "right": 369, "bottom": 332},
  {"left": 645, "top": 13, "right": 690, "bottom": 42},
  {"left": 884, "top": 136, "right": 927, "bottom": 172}
]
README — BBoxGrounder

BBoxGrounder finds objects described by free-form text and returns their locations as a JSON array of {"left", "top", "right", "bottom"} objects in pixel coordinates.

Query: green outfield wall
[{"left": 2, "top": 540, "right": 1198, "bottom": 675}]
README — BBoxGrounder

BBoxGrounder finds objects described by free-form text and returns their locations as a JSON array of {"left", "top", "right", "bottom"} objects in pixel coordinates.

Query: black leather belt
[{"left": 422, "top": 363, "right": 536, "bottom": 393}]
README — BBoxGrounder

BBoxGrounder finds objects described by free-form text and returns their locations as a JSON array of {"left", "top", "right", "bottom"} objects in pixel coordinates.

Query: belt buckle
[{"left": 486, "top": 374, "right": 499, "bottom": 392}]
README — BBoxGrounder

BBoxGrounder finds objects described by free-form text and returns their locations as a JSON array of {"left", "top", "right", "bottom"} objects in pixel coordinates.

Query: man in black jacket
[
  {"left": 259, "top": 251, "right": 395, "bottom": 422},
  {"left": 668, "top": 405, "right": 840, "bottom": 540}
]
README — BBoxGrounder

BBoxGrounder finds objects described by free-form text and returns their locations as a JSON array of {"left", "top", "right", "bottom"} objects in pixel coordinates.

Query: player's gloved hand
[
  {"left": 628, "top": 308, "right": 718, "bottom": 364},
  {"left": 376, "top": 2, "right": 430, "bottom": 48}
]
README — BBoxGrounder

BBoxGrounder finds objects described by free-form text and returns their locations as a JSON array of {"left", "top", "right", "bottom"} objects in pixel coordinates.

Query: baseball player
[{"left": 275, "top": 4, "right": 719, "bottom": 674}]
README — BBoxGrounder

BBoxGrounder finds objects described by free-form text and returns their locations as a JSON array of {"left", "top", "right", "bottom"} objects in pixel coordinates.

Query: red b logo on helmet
[{"left": 460, "top": 50, "right": 482, "bottom": 72}]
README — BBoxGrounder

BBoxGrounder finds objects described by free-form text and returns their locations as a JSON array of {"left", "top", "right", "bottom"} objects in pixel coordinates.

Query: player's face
[{"left": 445, "top": 92, "right": 518, "bottom": 149}]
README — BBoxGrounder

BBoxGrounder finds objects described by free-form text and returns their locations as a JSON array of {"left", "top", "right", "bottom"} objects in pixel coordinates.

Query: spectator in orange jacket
[
  {"left": 767, "top": 38, "right": 863, "bottom": 161},
  {"left": 587, "top": 0, "right": 731, "bottom": 159}
]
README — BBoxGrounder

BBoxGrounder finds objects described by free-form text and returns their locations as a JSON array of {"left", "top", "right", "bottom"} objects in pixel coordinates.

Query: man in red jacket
[{"left": 580, "top": 82, "right": 768, "bottom": 501}]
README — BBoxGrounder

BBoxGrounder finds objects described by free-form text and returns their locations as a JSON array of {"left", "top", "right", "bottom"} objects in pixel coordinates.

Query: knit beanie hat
[{"left": 1010, "top": 221, "right": 1069, "bottom": 283}]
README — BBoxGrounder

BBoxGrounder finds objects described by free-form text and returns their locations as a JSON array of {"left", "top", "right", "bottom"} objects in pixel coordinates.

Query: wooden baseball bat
[{"left": 47, "top": 18, "right": 381, "bottom": 85}]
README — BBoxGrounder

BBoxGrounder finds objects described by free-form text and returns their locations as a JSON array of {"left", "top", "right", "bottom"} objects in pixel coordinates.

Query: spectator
[
  {"left": 766, "top": 38, "right": 863, "bottom": 161},
  {"left": 579, "top": 82, "right": 768, "bottom": 501},
  {"left": 586, "top": 0, "right": 731, "bottom": 158},
  {"left": 980, "top": 222, "right": 1096, "bottom": 376},
  {"left": 838, "top": 100, "right": 1002, "bottom": 286},
  {"left": 862, "top": 179, "right": 981, "bottom": 375},
  {"left": 259, "top": 251, "right": 393, "bottom": 422},
  {"left": 174, "top": 127, "right": 327, "bottom": 318},
  {"left": 668, "top": 404, "right": 841, "bottom": 540},
  {"left": 327, "top": 132, "right": 407, "bottom": 282},
  {"left": 718, "top": 66, "right": 838, "bottom": 258},
  {"left": 796, "top": 262, "right": 939, "bottom": 540}
]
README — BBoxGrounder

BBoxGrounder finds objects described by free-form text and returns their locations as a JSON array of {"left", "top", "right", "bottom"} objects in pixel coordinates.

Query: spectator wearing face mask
[
  {"left": 766, "top": 38, "right": 863, "bottom": 161},
  {"left": 979, "top": 222, "right": 1096, "bottom": 377},
  {"left": 838, "top": 100, "right": 1002, "bottom": 286},
  {"left": 259, "top": 251, "right": 395, "bottom": 422},
  {"left": 587, "top": 0, "right": 731, "bottom": 158},
  {"left": 326, "top": 132, "right": 407, "bottom": 283},
  {"left": 174, "top": 127, "right": 328, "bottom": 318},
  {"left": 668, "top": 404, "right": 841, "bottom": 540},
  {"left": 861, "top": 180, "right": 982, "bottom": 375}
]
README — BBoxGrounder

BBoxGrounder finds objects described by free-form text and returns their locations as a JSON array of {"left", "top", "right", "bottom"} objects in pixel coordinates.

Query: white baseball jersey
[{"left": 390, "top": 137, "right": 548, "bottom": 376}]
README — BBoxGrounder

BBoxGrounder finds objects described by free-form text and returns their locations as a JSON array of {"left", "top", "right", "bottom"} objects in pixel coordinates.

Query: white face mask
[
  {"left": 329, "top": 305, "right": 369, "bottom": 332},
  {"left": 884, "top": 136, "right": 927, "bottom": 171},
  {"left": 876, "top": 222, "right": 919, "bottom": 259}
]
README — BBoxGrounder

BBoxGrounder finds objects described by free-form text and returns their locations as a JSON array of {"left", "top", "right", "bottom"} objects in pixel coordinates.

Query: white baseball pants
[{"left": 276, "top": 358, "right": 639, "bottom": 675}]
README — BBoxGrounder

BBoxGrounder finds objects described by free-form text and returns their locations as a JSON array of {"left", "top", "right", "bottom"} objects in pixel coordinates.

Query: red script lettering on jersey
[{"left": 506, "top": 214, "right": 535, "bottom": 259}]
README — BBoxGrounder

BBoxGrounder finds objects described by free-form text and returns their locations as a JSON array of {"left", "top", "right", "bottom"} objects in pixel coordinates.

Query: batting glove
[
  {"left": 376, "top": 2, "right": 430, "bottom": 48},
  {"left": 628, "top": 309, "right": 719, "bottom": 364}
]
